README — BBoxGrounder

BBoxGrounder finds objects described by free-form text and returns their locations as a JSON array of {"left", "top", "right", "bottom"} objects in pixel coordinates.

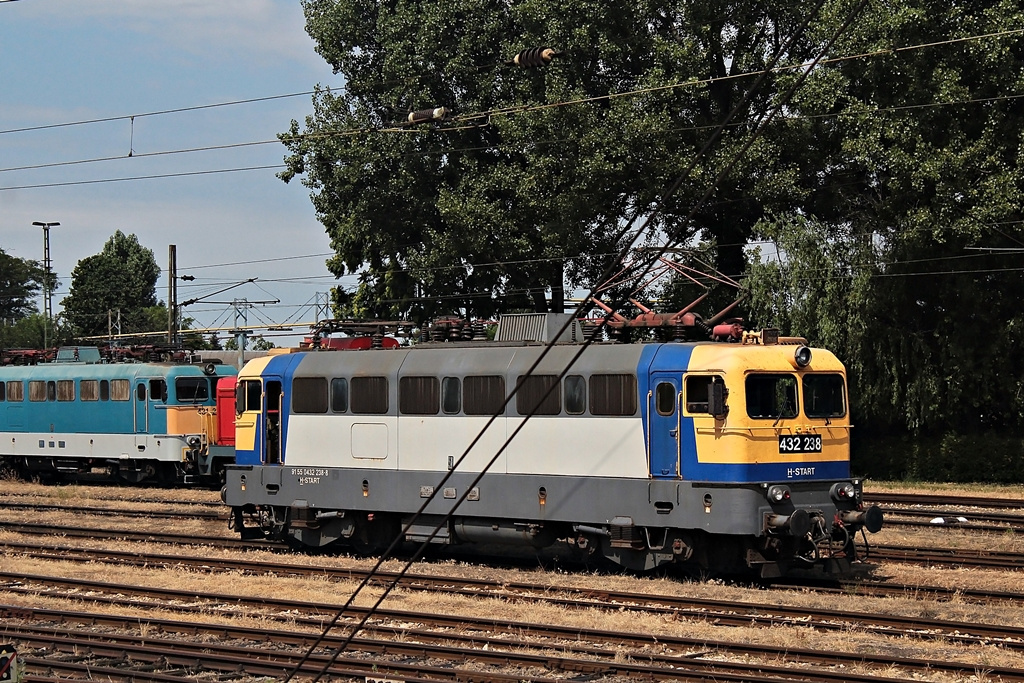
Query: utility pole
[
  {"left": 32, "top": 221, "right": 60, "bottom": 350},
  {"left": 167, "top": 245, "right": 177, "bottom": 344}
]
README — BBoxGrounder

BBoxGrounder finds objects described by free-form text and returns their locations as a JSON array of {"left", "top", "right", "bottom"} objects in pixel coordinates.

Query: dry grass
[{"left": 3, "top": 479, "right": 1024, "bottom": 682}]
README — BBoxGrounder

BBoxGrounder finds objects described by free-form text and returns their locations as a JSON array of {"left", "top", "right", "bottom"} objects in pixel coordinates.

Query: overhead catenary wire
[
  {"left": 285, "top": 0, "right": 864, "bottom": 679},
  {"left": 3, "top": 27, "right": 1023, "bottom": 191}
]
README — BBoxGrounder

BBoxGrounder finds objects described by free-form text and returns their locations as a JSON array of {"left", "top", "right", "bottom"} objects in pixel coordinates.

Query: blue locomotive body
[{"left": 0, "top": 348, "right": 237, "bottom": 484}]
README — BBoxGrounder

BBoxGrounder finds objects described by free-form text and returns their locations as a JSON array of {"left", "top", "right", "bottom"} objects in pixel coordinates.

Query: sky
[{"left": 0, "top": 0, "right": 352, "bottom": 346}]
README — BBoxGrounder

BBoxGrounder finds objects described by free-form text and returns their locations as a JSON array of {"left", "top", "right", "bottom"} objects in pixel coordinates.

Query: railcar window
[
  {"left": 331, "top": 378, "right": 349, "bottom": 413},
  {"left": 400, "top": 376, "right": 439, "bottom": 415},
  {"left": 292, "top": 377, "right": 329, "bottom": 414},
  {"left": 685, "top": 376, "right": 711, "bottom": 413},
  {"left": 441, "top": 377, "right": 461, "bottom": 414},
  {"left": 0, "top": 382, "right": 4, "bottom": 402},
  {"left": 516, "top": 375, "right": 560, "bottom": 415},
  {"left": 746, "top": 374, "right": 798, "bottom": 419},
  {"left": 80, "top": 380, "right": 99, "bottom": 401},
  {"left": 57, "top": 380, "right": 75, "bottom": 402},
  {"left": 176, "top": 377, "right": 210, "bottom": 402},
  {"left": 656, "top": 382, "right": 676, "bottom": 416},
  {"left": 110, "top": 379, "right": 130, "bottom": 401},
  {"left": 351, "top": 376, "right": 389, "bottom": 414},
  {"left": 6, "top": 381, "right": 23, "bottom": 402},
  {"left": 463, "top": 375, "right": 505, "bottom": 415},
  {"left": 564, "top": 375, "right": 586, "bottom": 415},
  {"left": 590, "top": 374, "right": 638, "bottom": 415},
  {"left": 803, "top": 374, "right": 846, "bottom": 418},
  {"left": 29, "top": 381, "right": 46, "bottom": 402},
  {"left": 150, "top": 379, "right": 167, "bottom": 403}
]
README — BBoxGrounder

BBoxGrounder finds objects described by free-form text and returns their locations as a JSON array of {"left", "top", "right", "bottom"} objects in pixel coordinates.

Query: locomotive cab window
[
  {"left": 150, "top": 379, "right": 167, "bottom": 403},
  {"left": 803, "top": 373, "right": 846, "bottom": 418},
  {"left": 685, "top": 375, "right": 726, "bottom": 414},
  {"left": 176, "top": 377, "right": 210, "bottom": 402},
  {"left": 746, "top": 373, "right": 798, "bottom": 419},
  {"left": 655, "top": 382, "right": 677, "bottom": 416},
  {"left": 236, "top": 380, "right": 262, "bottom": 415}
]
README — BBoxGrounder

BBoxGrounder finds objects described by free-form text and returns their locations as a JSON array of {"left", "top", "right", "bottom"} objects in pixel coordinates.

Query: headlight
[
  {"left": 794, "top": 346, "right": 812, "bottom": 367},
  {"left": 830, "top": 482, "right": 857, "bottom": 501},
  {"left": 766, "top": 485, "right": 791, "bottom": 503}
]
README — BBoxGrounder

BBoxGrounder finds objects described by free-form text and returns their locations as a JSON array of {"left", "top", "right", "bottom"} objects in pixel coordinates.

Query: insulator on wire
[
  {"left": 407, "top": 107, "right": 448, "bottom": 124},
  {"left": 512, "top": 47, "right": 559, "bottom": 68}
]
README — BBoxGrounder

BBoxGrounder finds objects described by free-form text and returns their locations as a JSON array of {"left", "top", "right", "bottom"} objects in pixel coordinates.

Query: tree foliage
[
  {"left": 284, "top": 0, "right": 828, "bottom": 321},
  {"left": 742, "top": 0, "right": 1024, "bottom": 469},
  {"left": 0, "top": 248, "right": 45, "bottom": 323},
  {"left": 61, "top": 231, "right": 162, "bottom": 337}
]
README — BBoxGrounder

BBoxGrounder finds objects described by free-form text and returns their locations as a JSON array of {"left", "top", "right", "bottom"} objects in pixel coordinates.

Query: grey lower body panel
[{"left": 224, "top": 464, "right": 844, "bottom": 538}]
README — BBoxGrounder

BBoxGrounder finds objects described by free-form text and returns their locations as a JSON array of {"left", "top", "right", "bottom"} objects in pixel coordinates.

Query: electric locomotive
[
  {"left": 0, "top": 346, "right": 238, "bottom": 484},
  {"left": 223, "top": 313, "right": 882, "bottom": 577}
]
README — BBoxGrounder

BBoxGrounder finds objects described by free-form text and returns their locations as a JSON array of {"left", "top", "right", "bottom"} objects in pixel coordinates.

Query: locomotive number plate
[{"left": 778, "top": 434, "right": 822, "bottom": 453}]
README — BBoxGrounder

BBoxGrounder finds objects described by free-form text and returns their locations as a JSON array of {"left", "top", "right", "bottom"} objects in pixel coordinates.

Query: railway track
[
  {"left": 4, "top": 578, "right": 1024, "bottom": 683},
  {"left": 2, "top": 538, "right": 1022, "bottom": 650},
  {"left": 866, "top": 491, "right": 1024, "bottom": 509}
]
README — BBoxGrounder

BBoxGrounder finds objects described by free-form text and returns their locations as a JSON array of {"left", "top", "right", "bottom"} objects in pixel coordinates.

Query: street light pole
[{"left": 32, "top": 221, "right": 60, "bottom": 350}]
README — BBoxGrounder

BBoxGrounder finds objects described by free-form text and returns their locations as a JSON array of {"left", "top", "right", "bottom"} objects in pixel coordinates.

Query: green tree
[
  {"left": 742, "top": 0, "right": 1024, "bottom": 478},
  {"left": 62, "top": 231, "right": 162, "bottom": 337},
  {"left": 283, "top": 0, "right": 826, "bottom": 321},
  {"left": 0, "top": 248, "right": 45, "bottom": 323}
]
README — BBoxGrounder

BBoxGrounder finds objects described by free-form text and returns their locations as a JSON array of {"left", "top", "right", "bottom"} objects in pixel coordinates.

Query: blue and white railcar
[
  {"left": 224, "top": 315, "right": 882, "bottom": 577},
  {"left": 0, "top": 347, "right": 237, "bottom": 484}
]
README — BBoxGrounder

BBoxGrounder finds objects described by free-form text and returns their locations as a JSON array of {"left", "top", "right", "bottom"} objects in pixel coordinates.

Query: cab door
[
  {"left": 648, "top": 372, "right": 681, "bottom": 478},
  {"left": 263, "top": 379, "right": 283, "bottom": 464},
  {"left": 134, "top": 381, "right": 148, "bottom": 434}
]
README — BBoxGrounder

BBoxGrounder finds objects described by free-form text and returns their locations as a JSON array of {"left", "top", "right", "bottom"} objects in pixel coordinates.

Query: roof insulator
[
  {"left": 407, "top": 107, "right": 448, "bottom": 124},
  {"left": 512, "top": 47, "right": 559, "bottom": 68}
]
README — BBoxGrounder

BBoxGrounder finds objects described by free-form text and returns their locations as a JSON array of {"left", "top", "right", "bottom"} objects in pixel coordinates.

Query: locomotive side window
[
  {"left": 516, "top": 375, "right": 560, "bottom": 415},
  {"left": 150, "top": 379, "right": 167, "bottom": 403},
  {"left": 236, "top": 379, "right": 262, "bottom": 415},
  {"left": 57, "top": 380, "right": 75, "bottom": 402},
  {"left": 110, "top": 379, "right": 130, "bottom": 401},
  {"left": 29, "top": 381, "right": 46, "bottom": 402},
  {"left": 463, "top": 375, "right": 505, "bottom": 415},
  {"left": 564, "top": 375, "right": 586, "bottom": 415},
  {"left": 136, "top": 383, "right": 147, "bottom": 402},
  {"left": 331, "top": 378, "right": 349, "bottom": 413},
  {"left": 6, "top": 381, "right": 23, "bottom": 402},
  {"left": 746, "top": 373, "right": 798, "bottom": 419},
  {"left": 590, "top": 374, "right": 638, "bottom": 415},
  {"left": 803, "top": 374, "right": 846, "bottom": 418},
  {"left": 0, "top": 382, "right": 5, "bottom": 401},
  {"left": 80, "top": 380, "right": 99, "bottom": 401},
  {"left": 685, "top": 376, "right": 710, "bottom": 413},
  {"left": 400, "top": 376, "right": 439, "bottom": 415},
  {"left": 441, "top": 377, "right": 461, "bottom": 414},
  {"left": 655, "top": 382, "right": 676, "bottom": 416},
  {"left": 292, "top": 377, "right": 329, "bottom": 414},
  {"left": 176, "top": 377, "right": 210, "bottom": 402},
  {"left": 351, "top": 376, "right": 389, "bottom": 414},
  {"left": 48, "top": 381, "right": 57, "bottom": 401}
]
